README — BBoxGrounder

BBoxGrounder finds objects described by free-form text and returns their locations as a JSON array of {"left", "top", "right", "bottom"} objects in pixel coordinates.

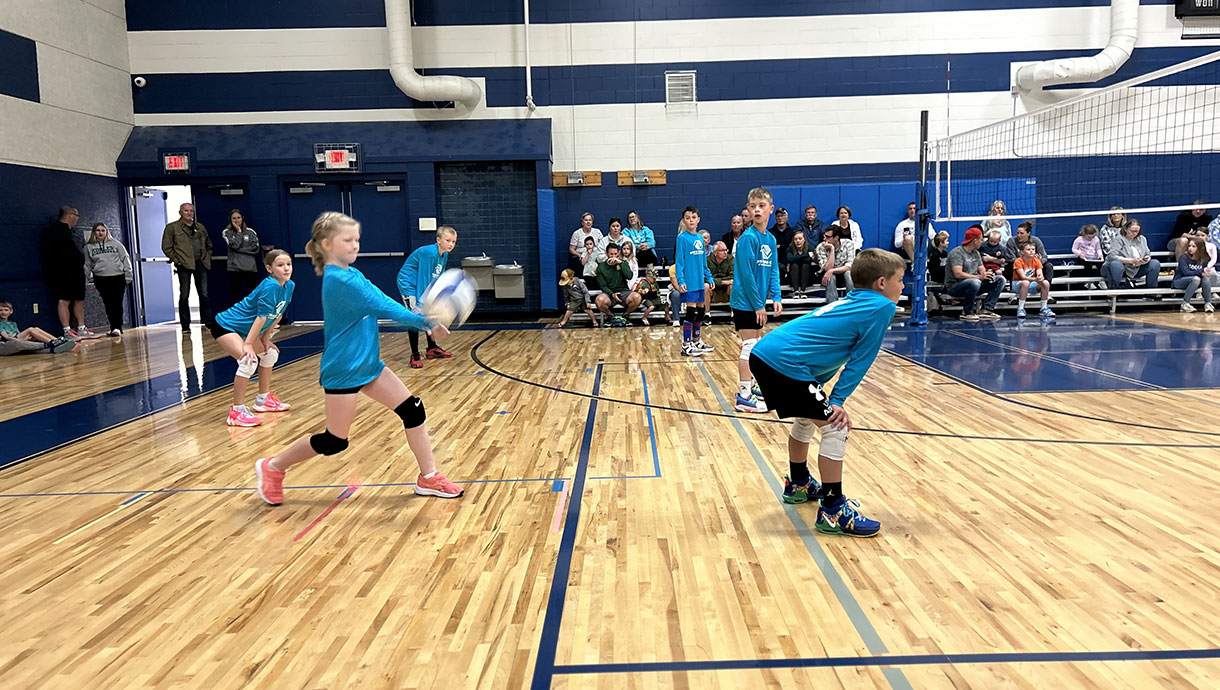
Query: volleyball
[{"left": 421, "top": 269, "right": 477, "bottom": 328}]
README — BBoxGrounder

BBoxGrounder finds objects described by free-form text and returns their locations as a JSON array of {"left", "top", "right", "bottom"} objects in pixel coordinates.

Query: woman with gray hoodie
[{"left": 83, "top": 222, "right": 133, "bottom": 335}]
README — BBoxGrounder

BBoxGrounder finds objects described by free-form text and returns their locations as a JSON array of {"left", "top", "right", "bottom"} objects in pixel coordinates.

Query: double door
[{"left": 283, "top": 179, "right": 409, "bottom": 321}]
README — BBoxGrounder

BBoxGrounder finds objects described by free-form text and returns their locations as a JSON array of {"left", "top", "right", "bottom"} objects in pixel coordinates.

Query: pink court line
[
  {"left": 551, "top": 480, "right": 570, "bottom": 533},
  {"left": 294, "top": 484, "right": 360, "bottom": 542}
]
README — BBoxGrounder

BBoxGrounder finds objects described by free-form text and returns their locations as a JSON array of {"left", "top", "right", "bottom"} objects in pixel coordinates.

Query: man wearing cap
[
  {"left": 769, "top": 208, "right": 797, "bottom": 277},
  {"left": 945, "top": 225, "right": 1006, "bottom": 321}
]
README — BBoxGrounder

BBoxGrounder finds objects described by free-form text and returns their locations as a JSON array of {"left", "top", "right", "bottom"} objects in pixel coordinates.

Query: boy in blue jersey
[
  {"left": 750, "top": 248, "right": 906, "bottom": 537},
  {"left": 731, "top": 187, "right": 783, "bottom": 413},
  {"left": 255, "top": 212, "right": 461, "bottom": 506},
  {"left": 398, "top": 226, "right": 457, "bottom": 368},
  {"left": 208, "top": 249, "right": 296, "bottom": 427},
  {"left": 674, "top": 206, "right": 715, "bottom": 357}
]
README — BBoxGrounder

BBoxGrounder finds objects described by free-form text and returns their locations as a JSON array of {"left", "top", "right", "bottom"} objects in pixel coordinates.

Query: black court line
[
  {"left": 530, "top": 364, "right": 603, "bottom": 690},
  {"left": 472, "top": 331, "right": 1220, "bottom": 449},
  {"left": 553, "top": 647, "right": 1220, "bottom": 675}
]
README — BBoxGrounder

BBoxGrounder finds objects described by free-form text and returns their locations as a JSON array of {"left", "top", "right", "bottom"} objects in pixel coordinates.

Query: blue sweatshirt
[
  {"left": 752, "top": 289, "right": 896, "bottom": 406},
  {"left": 216, "top": 276, "right": 294, "bottom": 337},
  {"left": 396, "top": 244, "right": 449, "bottom": 300},
  {"left": 730, "top": 227, "right": 781, "bottom": 311},
  {"left": 1175, "top": 253, "right": 1206, "bottom": 279},
  {"left": 623, "top": 225, "right": 655, "bottom": 251},
  {"left": 674, "top": 231, "right": 712, "bottom": 291},
  {"left": 321, "top": 264, "right": 431, "bottom": 390}
]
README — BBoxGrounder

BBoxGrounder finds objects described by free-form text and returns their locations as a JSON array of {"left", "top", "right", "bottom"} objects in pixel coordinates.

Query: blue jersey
[
  {"left": 730, "top": 227, "right": 781, "bottom": 311},
  {"left": 215, "top": 276, "right": 294, "bottom": 337},
  {"left": 752, "top": 289, "right": 896, "bottom": 406},
  {"left": 396, "top": 244, "right": 449, "bottom": 300},
  {"left": 674, "top": 231, "right": 712, "bottom": 290},
  {"left": 320, "top": 264, "right": 431, "bottom": 390}
]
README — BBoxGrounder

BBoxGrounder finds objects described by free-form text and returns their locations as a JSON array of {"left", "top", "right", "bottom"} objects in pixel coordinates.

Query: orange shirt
[{"left": 1012, "top": 256, "right": 1043, "bottom": 282}]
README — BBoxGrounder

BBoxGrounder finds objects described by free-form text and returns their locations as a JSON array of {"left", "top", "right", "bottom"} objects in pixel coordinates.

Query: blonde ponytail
[{"left": 306, "top": 211, "right": 358, "bottom": 275}]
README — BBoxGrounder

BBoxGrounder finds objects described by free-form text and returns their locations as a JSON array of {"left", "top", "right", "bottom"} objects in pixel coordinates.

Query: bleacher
[{"left": 567, "top": 250, "right": 1203, "bottom": 325}]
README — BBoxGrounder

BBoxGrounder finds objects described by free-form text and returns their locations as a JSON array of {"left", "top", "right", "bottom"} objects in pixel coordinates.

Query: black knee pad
[
  {"left": 309, "top": 430, "right": 349, "bottom": 456},
  {"left": 395, "top": 395, "right": 427, "bottom": 429},
  {"left": 694, "top": 306, "right": 706, "bottom": 322},
  {"left": 684, "top": 304, "right": 698, "bottom": 321}
]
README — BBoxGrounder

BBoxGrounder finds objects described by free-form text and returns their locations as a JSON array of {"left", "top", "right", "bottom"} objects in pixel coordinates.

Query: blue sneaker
[
  {"left": 1039, "top": 307, "right": 1055, "bottom": 317},
  {"left": 1015, "top": 307, "right": 1026, "bottom": 318},
  {"left": 782, "top": 474, "right": 822, "bottom": 504},
  {"left": 735, "top": 394, "right": 768, "bottom": 413},
  {"left": 816, "top": 497, "right": 881, "bottom": 537}
]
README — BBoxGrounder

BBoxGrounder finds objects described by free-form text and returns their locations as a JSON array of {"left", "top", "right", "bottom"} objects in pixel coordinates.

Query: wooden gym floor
[{"left": 1, "top": 313, "right": 1219, "bottom": 689}]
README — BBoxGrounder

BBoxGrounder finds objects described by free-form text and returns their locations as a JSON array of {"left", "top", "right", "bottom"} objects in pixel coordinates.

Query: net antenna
[{"left": 929, "top": 49, "right": 1220, "bottom": 224}]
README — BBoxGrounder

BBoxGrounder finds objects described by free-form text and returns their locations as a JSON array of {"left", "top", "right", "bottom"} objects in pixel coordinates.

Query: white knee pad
[
  {"left": 236, "top": 355, "right": 258, "bottom": 378},
  {"left": 789, "top": 417, "right": 817, "bottom": 443},
  {"left": 739, "top": 337, "right": 758, "bottom": 361},
  {"left": 258, "top": 348, "right": 279, "bottom": 369},
  {"left": 818, "top": 424, "right": 849, "bottom": 461}
]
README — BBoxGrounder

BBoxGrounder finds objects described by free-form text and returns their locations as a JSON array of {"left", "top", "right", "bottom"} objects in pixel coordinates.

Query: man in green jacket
[
  {"left": 593, "top": 244, "right": 641, "bottom": 323},
  {"left": 161, "top": 202, "right": 213, "bottom": 331}
]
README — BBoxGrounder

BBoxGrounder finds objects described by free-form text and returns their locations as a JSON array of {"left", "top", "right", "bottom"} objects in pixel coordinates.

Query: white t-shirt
[
  {"left": 893, "top": 218, "right": 935, "bottom": 250},
  {"left": 570, "top": 227, "right": 604, "bottom": 252}
]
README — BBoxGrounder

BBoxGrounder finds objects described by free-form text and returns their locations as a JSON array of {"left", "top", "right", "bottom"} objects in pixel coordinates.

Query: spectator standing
[
  {"left": 1103, "top": 219, "right": 1161, "bottom": 289},
  {"left": 945, "top": 226, "right": 1006, "bottom": 321},
  {"left": 161, "top": 202, "right": 213, "bottom": 331},
  {"left": 624, "top": 211, "right": 656, "bottom": 267},
  {"left": 83, "top": 222, "right": 133, "bottom": 336},
  {"left": 42, "top": 205, "right": 90, "bottom": 337},
  {"left": 568, "top": 212, "right": 603, "bottom": 273},
  {"left": 222, "top": 209, "right": 262, "bottom": 306}
]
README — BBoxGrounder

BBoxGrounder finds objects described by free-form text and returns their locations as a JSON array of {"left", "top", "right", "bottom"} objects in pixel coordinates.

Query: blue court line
[
  {"left": 695, "top": 360, "right": 913, "bottom": 690},
  {"left": 530, "top": 363, "right": 603, "bottom": 690},
  {"left": 554, "top": 647, "right": 1220, "bottom": 675},
  {"left": 588, "top": 368, "right": 661, "bottom": 481},
  {"left": 120, "top": 491, "right": 150, "bottom": 506}
]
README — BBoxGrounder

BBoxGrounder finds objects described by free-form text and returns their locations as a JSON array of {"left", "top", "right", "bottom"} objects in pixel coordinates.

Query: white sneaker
[
  {"left": 672, "top": 319, "right": 681, "bottom": 327},
  {"left": 694, "top": 339, "right": 715, "bottom": 353},
  {"left": 681, "top": 342, "right": 703, "bottom": 357},
  {"left": 1206, "top": 303, "right": 1215, "bottom": 313},
  {"left": 1181, "top": 303, "right": 1197, "bottom": 313}
]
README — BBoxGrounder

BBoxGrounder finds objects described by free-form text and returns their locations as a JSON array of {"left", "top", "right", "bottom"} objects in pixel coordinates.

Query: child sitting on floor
[{"left": 0, "top": 301, "right": 76, "bottom": 354}]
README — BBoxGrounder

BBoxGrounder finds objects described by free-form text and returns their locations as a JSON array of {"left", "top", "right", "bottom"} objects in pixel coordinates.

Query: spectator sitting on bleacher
[
  {"left": 619, "top": 238, "right": 640, "bottom": 289},
  {"left": 894, "top": 202, "right": 935, "bottom": 261},
  {"left": 980, "top": 230, "right": 1008, "bottom": 277},
  {"left": 1072, "top": 225, "right": 1105, "bottom": 289},
  {"left": 1208, "top": 214, "right": 1220, "bottom": 254},
  {"left": 1103, "top": 219, "right": 1161, "bottom": 290},
  {"left": 945, "top": 225, "right": 1005, "bottom": 321},
  {"left": 635, "top": 269, "right": 664, "bottom": 326},
  {"left": 624, "top": 211, "right": 656, "bottom": 267},
  {"left": 769, "top": 208, "right": 796, "bottom": 275},
  {"left": 982, "top": 200, "right": 1012, "bottom": 243},
  {"left": 1173, "top": 237, "right": 1215, "bottom": 313},
  {"left": 832, "top": 206, "right": 864, "bottom": 249},
  {"left": 594, "top": 243, "right": 641, "bottom": 324},
  {"left": 600, "top": 217, "right": 627, "bottom": 254},
  {"left": 1004, "top": 222, "right": 1055, "bottom": 290},
  {"left": 928, "top": 231, "right": 950, "bottom": 284},
  {"left": 720, "top": 215, "right": 745, "bottom": 255},
  {"left": 815, "top": 225, "right": 855, "bottom": 303},
  {"left": 1012, "top": 242, "right": 1055, "bottom": 318},
  {"left": 708, "top": 241, "right": 734, "bottom": 311},
  {"left": 786, "top": 231, "right": 816, "bottom": 299},
  {"left": 1169, "top": 201, "right": 1214, "bottom": 260},
  {"left": 1099, "top": 207, "right": 1125, "bottom": 257},
  {"left": 798, "top": 205, "right": 824, "bottom": 238},
  {"left": 580, "top": 236, "right": 604, "bottom": 281},
  {"left": 569, "top": 212, "right": 603, "bottom": 273}
]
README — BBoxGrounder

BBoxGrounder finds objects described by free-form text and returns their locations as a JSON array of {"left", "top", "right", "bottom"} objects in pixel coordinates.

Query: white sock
[
  {"left": 423, "top": 471, "right": 437, "bottom": 479},
  {"left": 255, "top": 393, "right": 268, "bottom": 403},
  {"left": 739, "top": 381, "right": 752, "bottom": 397},
  {"left": 1040, "top": 298, "right": 1048, "bottom": 308},
  {"left": 1018, "top": 299, "right": 1026, "bottom": 309}
]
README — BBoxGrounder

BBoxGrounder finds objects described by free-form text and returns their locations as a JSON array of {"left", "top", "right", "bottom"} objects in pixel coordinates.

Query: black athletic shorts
[
  {"left": 323, "top": 384, "right": 366, "bottom": 395},
  {"left": 748, "top": 354, "right": 832, "bottom": 421},
  {"left": 207, "top": 318, "right": 235, "bottom": 341},
  {"left": 732, "top": 308, "right": 762, "bottom": 331}
]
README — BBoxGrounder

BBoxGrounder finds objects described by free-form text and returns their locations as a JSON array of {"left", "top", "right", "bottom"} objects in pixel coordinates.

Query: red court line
[{"left": 294, "top": 484, "right": 359, "bottom": 542}]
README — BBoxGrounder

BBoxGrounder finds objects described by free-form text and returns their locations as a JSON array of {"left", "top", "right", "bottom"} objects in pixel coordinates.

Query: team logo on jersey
[
  {"left": 433, "top": 265, "right": 443, "bottom": 277},
  {"left": 760, "top": 245, "right": 772, "bottom": 260},
  {"left": 694, "top": 240, "right": 704, "bottom": 251},
  {"left": 273, "top": 300, "right": 287, "bottom": 317}
]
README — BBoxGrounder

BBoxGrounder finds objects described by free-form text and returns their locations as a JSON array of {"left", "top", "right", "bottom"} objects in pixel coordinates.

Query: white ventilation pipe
[
  {"left": 385, "top": 0, "right": 482, "bottom": 108},
  {"left": 1015, "top": 0, "right": 1138, "bottom": 91}
]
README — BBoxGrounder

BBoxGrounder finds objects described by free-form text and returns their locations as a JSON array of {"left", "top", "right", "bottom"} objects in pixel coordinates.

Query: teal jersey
[
  {"left": 320, "top": 264, "right": 432, "bottom": 390},
  {"left": 674, "top": 231, "right": 712, "bottom": 290},
  {"left": 397, "top": 244, "right": 449, "bottom": 300},
  {"left": 0, "top": 321, "right": 18, "bottom": 338},
  {"left": 751, "top": 289, "right": 896, "bottom": 406},
  {"left": 215, "top": 277, "right": 294, "bottom": 337},
  {"left": 729, "top": 227, "right": 781, "bottom": 311}
]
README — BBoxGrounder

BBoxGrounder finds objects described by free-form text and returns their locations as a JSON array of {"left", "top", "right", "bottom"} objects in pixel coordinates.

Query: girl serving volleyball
[{"left": 254, "top": 212, "right": 462, "bottom": 505}]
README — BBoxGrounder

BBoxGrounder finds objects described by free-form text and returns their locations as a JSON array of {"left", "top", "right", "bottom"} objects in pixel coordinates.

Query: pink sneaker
[
  {"left": 414, "top": 472, "right": 463, "bottom": 498},
  {"left": 77, "top": 326, "right": 96, "bottom": 337},
  {"left": 254, "top": 458, "right": 285, "bottom": 505},
  {"left": 252, "top": 392, "right": 291, "bottom": 413},
  {"left": 227, "top": 405, "right": 263, "bottom": 427}
]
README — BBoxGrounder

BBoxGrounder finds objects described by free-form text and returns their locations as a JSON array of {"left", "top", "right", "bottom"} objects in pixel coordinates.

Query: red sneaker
[
  {"left": 409, "top": 355, "right": 424, "bottom": 369},
  {"left": 252, "top": 391, "right": 291, "bottom": 413},
  {"left": 414, "top": 472, "right": 463, "bottom": 498},
  {"left": 227, "top": 405, "right": 263, "bottom": 427},
  {"left": 255, "top": 458, "right": 285, "bottom": 505},
  {"left": 425, "top": 347, "right": 453, "bottom": 359}
]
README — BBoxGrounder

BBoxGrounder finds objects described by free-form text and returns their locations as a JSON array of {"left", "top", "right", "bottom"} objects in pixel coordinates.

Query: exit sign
[
  {"left": 314, "top": 143, "right": 362, "bottom": 173},
  {"left": 162, "top": 152, "right": 191, "bottom": 174}
]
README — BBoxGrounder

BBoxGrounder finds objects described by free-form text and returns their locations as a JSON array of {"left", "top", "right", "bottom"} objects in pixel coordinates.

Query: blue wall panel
[
  {"left": 538, "top": 189, "right": 558, "bottom": 310},
  {"left": 0, "top": 29, "right": 39, "bottom": 103}
]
